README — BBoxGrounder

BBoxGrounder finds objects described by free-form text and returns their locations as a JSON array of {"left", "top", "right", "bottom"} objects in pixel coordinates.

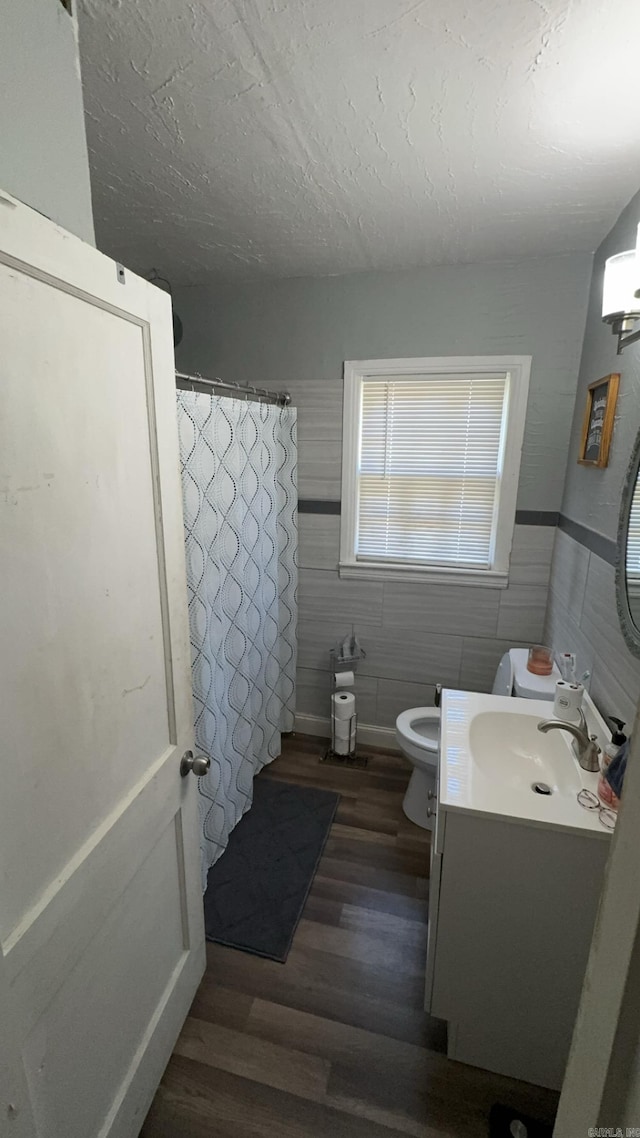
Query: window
[
  {"left": 340, "top": 356, "right": 531, "bottom": 586},
  {"left": 626, "top": 479, "right": 640, "bottom": 606}
]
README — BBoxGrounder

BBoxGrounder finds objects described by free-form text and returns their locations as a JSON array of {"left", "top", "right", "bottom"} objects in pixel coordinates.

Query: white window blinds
[
  {"left": 356, "top": 373, "right": 509, "bottom": 569},
  {"left": 626, "top": 483, "right": 640, "bottom": 602}
]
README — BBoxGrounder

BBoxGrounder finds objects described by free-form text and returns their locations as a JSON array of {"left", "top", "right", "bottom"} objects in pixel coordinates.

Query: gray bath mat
[{"left": 203, "top": 778, "right": 339, "bottom": 962}]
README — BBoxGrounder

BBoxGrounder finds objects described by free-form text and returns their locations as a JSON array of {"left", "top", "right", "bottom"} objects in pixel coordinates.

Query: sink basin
[
  {"left": 439, "top": 690, "right": 611, "bottom": 836},
  {"left": 469, "top": 711, "right": 582, "bottom": 797}
]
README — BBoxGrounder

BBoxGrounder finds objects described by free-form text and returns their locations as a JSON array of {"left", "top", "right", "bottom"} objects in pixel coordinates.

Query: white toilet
[
  {"left": 395, "top": 706, "right": 440, "bottom": 828},
  {"left": 395, "top": 648, "right": 561, "bottom": 829}
]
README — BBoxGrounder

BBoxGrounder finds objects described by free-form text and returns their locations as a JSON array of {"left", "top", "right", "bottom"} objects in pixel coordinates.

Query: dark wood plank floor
[{"left": 141, "top": 735, "right": 558, "bottom": 1137}]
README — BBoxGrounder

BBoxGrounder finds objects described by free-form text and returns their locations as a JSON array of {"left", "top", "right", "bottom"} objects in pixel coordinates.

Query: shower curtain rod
[{"left": 175, "top": 369, "right": 291, "bottom": 407}]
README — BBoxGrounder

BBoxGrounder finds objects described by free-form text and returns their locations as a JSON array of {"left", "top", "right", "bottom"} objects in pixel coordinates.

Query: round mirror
[{"left": 617, "top": 429, "right": 640, "bottom": 656}]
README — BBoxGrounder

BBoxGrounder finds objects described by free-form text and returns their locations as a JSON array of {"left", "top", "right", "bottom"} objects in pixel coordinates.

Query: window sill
[{"left": 338, "top": 562, "right": 509, "bottom": 589}]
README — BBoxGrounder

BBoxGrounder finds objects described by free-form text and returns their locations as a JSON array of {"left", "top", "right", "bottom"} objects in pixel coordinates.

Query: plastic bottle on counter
[
  {"left": 592, "top": 728, "right": 628, "bottom": 810},
  {"left": 601, "top": 717, "right": 627, "bottom": 771}
]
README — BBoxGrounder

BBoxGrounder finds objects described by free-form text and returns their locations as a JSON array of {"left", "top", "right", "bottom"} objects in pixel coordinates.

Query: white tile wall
[
  {"left": 497, "top": 584, "right": 549, "bottom": 640},
  {"left": 544, "top": 584, "right": 596, "bottom": 688},
  {"left": 382, "top": 580, "right": 500, "bottom": 638},
  {"left": 547, "top": 528, "right": 590, "bottom": 624},
  {"left": 508, "top": 525, "right": 555, "bottom": 586},
  {"left": 296, "top": 522, "right": 552, "bottom": 727},
  {"left": 297, "top": 666, "right": 377, "bottom": 722},
  {"left": 544, "top": 532, "right": 640, "bottom": 728},
  {"left": 297, "top": 618, "right": 381, "bottom": 671},
  {"left": 284, "top": 377, "right": 343, "bottom": 443},
  {"left": 375, "top": 679, "right": 434, "bottom": 727},
  {"left": 298, "top": 439, "right": 343, "bottom": 500},
  {"left": 297, "top": 513, "right": 341, "bottom": 570},
  {"left": 358, "top": 627, "right": 463, "bottom": 686},
  {"left": 459, "top": 636, "right": 529, "bottom": 693},
  {"left": 298, "top": 568, "right": 383, "bottom": 625}
]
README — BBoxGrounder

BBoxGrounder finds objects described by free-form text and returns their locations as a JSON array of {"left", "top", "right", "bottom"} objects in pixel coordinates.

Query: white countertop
[{"left": 439, "top": 688, "right": 613, "bottom": 839}]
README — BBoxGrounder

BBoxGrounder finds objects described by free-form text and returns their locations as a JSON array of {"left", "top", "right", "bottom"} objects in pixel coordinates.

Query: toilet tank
[
  {"left": 492, "top": 648, "right": 561, "bottom": 700},
  {"left": 491, "top": 652, "right": 514, "bottom": 696}
]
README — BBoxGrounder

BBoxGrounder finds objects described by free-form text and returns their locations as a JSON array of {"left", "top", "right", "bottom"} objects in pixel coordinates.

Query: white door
[{"left": 0, "top": 190, "right": 205, "bottom": 1138}]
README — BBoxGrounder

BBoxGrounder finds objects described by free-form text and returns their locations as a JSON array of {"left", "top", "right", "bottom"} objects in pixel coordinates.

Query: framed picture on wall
[{"left": 577, "top": 373, "right": 620, "bottom": 468}]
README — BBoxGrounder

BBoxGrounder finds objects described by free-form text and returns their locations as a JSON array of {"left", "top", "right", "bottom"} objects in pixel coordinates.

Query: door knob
[{"left": 180, "top": 750, "right": 211, "bottom": 778}]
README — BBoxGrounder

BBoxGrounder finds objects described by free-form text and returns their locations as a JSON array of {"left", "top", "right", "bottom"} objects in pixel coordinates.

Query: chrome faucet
[{"left": 537, "top": 711, "right": 601, "bottom": 773}]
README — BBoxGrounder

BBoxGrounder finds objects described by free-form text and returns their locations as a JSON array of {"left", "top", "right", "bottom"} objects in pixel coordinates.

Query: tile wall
[
  {"left": 175, "top": 253, "right": 593, "bottom": 733},
  {"left": 299, "top": 513, "right": 555, "bottom": 728},
  {"left": 287, "top": 364, "right": 557, "bottom": 730},
  {"left": 545, "top": 530, "right": 640, "bottom": 729},
  {"left": 544, "top": 188, "right": 640, "bottom": 732}
]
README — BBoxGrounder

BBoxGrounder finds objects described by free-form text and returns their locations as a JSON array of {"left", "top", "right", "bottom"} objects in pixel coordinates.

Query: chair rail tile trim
[{"left": 558, "top": 515, "right": 617, "bottom": 566}]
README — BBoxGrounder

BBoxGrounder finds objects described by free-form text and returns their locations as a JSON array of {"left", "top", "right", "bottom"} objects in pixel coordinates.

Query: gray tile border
[
  {"left": 514, "top": 510, "right": 559, "bottom": 526},
  {"left": 557, "top": 515, "right": 616, "bottom": 566},
  {"left": 295, "top": 502, "right": 617, "bottom": 571},
  {"left": 298, "top": 499, "right": 341, "bottom": 515},
  {"left": 300, "top": 501, "right": 565, "bottom": 522},
  {"left": 291, "top": 499, "right": 634, "bottom": 726}
]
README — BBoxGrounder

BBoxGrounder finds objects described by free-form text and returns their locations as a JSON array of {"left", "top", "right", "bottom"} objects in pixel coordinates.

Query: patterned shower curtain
[{"left": 177, "top": 390, "right": 297, "bottom": 889}]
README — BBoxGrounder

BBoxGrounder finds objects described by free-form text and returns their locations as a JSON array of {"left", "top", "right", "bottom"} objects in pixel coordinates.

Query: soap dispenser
[{"left": 602, "top": 717, "right": 627, "bottom": 770}]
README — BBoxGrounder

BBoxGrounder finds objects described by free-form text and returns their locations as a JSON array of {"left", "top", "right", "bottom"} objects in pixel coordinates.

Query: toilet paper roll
[
  {"left": 334, "top": 734, "right": 351, "bottom": 755},
  {"left": 553, "top": 680, "right": 584, "bottom": 721},
  {"left": 332, "top": 691, "right": 356, "bottom": 721},
  {"left": 334, "top": 670, "right": 355, "bottom": 690},
  {"left": 333, "top": 717, "right": 351, "bottom": 740}
]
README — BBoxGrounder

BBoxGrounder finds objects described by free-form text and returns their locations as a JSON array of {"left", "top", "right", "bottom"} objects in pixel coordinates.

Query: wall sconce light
[{"left": 602, "top": 224, "right": 640, "bottom": 354}]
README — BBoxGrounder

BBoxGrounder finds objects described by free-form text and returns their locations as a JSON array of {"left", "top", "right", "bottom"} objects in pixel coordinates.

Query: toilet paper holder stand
[{"left": 322, "top": 646, "right": 367, "bottom": 768}]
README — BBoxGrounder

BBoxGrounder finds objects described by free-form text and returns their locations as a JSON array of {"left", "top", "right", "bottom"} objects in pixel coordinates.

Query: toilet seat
[{"left": 395, "top": 707, "right": 440, "bottom": 768}]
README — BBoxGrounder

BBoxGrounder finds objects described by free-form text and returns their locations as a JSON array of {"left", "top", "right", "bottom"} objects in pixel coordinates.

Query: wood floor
[{"left": 141, "top": 735, "right": 558, "bottom": 1137}]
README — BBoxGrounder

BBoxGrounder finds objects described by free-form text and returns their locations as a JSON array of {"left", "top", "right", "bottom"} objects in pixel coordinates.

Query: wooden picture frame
[{"left": 578, "top": 373, "right": 620, "bottom": 468}]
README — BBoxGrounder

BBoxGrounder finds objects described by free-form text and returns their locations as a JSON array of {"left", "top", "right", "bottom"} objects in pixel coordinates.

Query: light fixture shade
[
  {"left": 602, "top": 249, "right": 640, "bottom": 322},
  {"left": 602, "top": 224, "right": 640, "bottom": 323}
]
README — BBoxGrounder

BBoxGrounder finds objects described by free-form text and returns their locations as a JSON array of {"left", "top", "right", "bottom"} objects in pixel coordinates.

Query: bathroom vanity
[{"left": 426, "top": 690, "right": 612, "bottom": 1090}]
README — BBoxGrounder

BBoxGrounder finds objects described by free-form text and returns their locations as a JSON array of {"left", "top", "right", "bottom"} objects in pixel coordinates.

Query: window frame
[{"left": 339, "top": 355, "right": 531, "bottom": 588}]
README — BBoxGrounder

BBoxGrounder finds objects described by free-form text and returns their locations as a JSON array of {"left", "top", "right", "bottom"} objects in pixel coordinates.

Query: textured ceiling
[{"left": 79, "top": 0, "right": 640, "bottom": 286}]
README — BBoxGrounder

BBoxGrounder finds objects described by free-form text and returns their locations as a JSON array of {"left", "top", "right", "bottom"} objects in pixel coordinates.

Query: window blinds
[
  {"left": 626, "top": 484, "right": 640, "bottom": 602},
  {"left": 356, "top": 374, "right": 509, "bottom": 569}
]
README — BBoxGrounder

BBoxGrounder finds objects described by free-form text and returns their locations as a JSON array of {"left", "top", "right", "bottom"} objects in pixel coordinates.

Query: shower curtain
[{"left": 177, "top": 390, "right": 297, "bottom": 889}]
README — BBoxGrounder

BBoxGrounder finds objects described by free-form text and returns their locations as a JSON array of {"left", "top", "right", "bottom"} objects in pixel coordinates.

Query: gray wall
[
  {"left": 176, "top": 255, "right": 591, "bottom": 514},
  {"left": 176, "top": 253, "right": 592, "bottom": 730},
  {"left": 0, "top": 0, "right": 95, "bottom": 245},
  {"left": 545, "top": 190, "right": 640, "bottom": 728}
]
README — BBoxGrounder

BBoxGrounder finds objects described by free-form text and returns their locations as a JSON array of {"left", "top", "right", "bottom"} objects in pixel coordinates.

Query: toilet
[
  {"left": 491, "top": 646, "right": 561, "bottom": 699},
  {"left": 395, "top": 648, "right": 562, "bottom": 829},
  {"left": 395, "top": 706, "right": 440, "bottom": 828}
]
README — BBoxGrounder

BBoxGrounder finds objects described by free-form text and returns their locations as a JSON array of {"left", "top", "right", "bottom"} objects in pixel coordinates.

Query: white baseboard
[{"left": 293, "top": 712, "right": 400, "bottom": 752}]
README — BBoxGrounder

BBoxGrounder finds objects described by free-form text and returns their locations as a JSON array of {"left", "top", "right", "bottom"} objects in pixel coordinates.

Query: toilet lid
[{"left": 395, "top": 707, "right": 440, "bottom": 753}]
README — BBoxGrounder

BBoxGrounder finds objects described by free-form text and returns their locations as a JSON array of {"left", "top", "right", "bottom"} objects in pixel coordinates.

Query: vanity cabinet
[{"left": 426, "top": 804, "right": 609, "bottom": 1089}]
